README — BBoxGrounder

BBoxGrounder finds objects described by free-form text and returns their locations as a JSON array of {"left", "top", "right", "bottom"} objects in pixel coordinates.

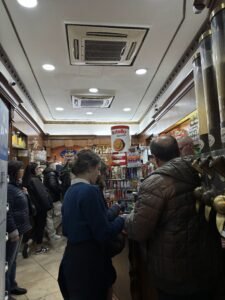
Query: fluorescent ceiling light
[
  {"left": 55, "top": 107, "right": 64, "bottom": 111},
  {"left": 42, "top": 64, "right": 55, "bottom": 71},
  {"left": 123, "top": 107, "right": 131, "bottom": 112},
  {"left": 135, "top": 68, "right": 147, "bottom": 75},
  {"left": 86, "top": 112, "right": 93, "bottom": 115},
  {"left": 89, "top": 88, "right": 98, "bottom": 93},
  {"left": 17, "top": 0, "right": 38, "bottom": 8}
]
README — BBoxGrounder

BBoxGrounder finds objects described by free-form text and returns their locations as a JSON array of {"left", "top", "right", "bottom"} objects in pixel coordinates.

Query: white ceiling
[{"left": 0, "top": 0, "right": 208, "bottom": 135}]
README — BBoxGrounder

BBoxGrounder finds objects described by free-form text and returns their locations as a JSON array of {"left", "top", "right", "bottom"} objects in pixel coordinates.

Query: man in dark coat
[{"left": 125, "top": 135, "right": 224, "bottom": 300}]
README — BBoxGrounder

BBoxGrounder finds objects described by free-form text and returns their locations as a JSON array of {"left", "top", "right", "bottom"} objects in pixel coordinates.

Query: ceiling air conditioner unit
[
  {"left": 71, "top": 95, "right": 114, "bottom": 108},
  {"left": 66, "top": 24, "right": 149, "bottom": 66}
]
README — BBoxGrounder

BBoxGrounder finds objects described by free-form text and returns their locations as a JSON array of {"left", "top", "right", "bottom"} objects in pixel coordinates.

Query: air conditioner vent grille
[
  {"left": 126, "top": 42, "right": 137, "bottom": 60},
  {"left": 66, "top": 24, "right": 149, "bottom": 66},
  {"left": 71, "top": 95, "right": 114, "bottom": 108},
  {"left": 85, "top": 40, "right": 126, "bottom": 61},
  {"left": 86, "top": 32, "right": 128, "bottom": 38}
]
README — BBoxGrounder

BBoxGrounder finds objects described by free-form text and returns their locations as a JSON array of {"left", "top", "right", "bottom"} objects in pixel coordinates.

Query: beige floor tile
[
  {"left": 54, "top": 244, "right": 65, "bottom": 254},
  {"left": 15, "top": 240, "right": 67, "bottom": 300},
  {"left": 33, "top": 252, "right": 62, "bottom": 267},
  {"left": 42, "top": 261, "right": 60, "bottom": 280},
  {"left": 38, "top": 291, "right": 63, "bottom": 300},
  {"left": 17, "top": 257, "right": 40, "bottom": 273},
  {"left": 16, "top": 264, "right": 52, "bottom": 285},
  {"left": 14, "top": 295, "right": 28, "bottom": 300},
  {"left": 24, "top": 277, "right": 60, "bottom": 300}
]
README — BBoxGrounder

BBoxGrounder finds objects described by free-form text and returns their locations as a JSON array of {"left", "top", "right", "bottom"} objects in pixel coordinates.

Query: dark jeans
[
  {"left": 158, "top": 290, "right": 214, "bottom": 300},
  {"left": 33, "top": 211, "right": 47, "bottom": 244},
  {"left": 5, "top": 236, "right": 23, "bottom": 295}
]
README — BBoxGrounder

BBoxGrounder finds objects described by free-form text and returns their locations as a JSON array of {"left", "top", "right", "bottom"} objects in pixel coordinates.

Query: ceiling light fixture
[
  {"left": 123, "top": 107, "right": 131, "bottom": 112},
  {"left": 86, "top": 112, "right": 93, "bottom": 115},
  {"left": 55, "top": 107, "right": 64, "bottom": 111},
  {"left": 89, "top": 88, "right": 98, "bottom": 93},
  {"left": 42, "top": 64, "right": 55, "bottom": 71},
  {"left": 17, "top": 0, "right": 38, "bottom": 8},
  {"left": 135, "top": 68, "right": 147, "bottom": 75}
]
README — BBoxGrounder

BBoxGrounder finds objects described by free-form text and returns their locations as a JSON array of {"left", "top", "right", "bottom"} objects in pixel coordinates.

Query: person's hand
[{"left": 22, "top": 187, "right": 28, "bottom": 194}]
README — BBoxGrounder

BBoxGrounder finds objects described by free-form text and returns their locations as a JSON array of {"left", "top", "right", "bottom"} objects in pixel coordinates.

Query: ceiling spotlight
[
  {"left": 42, "top": 64, "right": 55, "bottom": 71},
  {"left": 17, "top": 0, "right": 38, "bottom": 8},
  {"left": 86, "top": 112, "right": 93, "bottom": 115},
  {"left": 135, "top": 68, "right": 147, "bottom": 75},
  {"left": 89, "top": 88, "right": 98, "bottom": 93},
  {"left": 123, "top": 107, "right": 131, "bottom": 112},
  {"left": 55, "top": 107, "right": 64, "bottom": 111}
]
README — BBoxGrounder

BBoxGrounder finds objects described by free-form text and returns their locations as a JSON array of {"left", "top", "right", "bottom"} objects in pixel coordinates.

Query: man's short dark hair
[{"left": 150, "top": 135, "right": 180, "bottom": 162}]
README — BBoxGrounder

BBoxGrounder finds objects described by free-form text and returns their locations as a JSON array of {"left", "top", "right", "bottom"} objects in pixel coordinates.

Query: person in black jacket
[
  {"left": 23, "top": 162, "right": 52, "bottom": 254},
  {"left": 60, "top": 160, "right": 73, "bottom": 197},
  {"left": 43, "top": 162, "right": 62, "bottom": 241},
  {"left": 6, "top": 161, "right": 31, "bottom": 299}
]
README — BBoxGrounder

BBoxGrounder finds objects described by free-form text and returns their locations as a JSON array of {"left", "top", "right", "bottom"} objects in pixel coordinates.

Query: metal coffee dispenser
[
  {"left": 199, "top": 30, "right": 222, "bottom": 151},
  {"left": 211, "top": 3, "right": 225, "bottom": 147},
  {"left": 192, "top": 52, "right": 210, "bottom": 153}
]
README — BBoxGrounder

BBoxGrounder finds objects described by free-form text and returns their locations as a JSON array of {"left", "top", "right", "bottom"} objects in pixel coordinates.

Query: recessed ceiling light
[
  {"left": 135, "top": 68, "right": 147, "bottom": 75},
  {"left": 123, "top": 107, "right": 131, "bottom": 112},
  {"left": 55, "top": 107, "right": 64, "bottom": 111},
  {"left": 42, "top": 64, "right": 55, "bottom": 71},
  {"left": 17, "top": 0, "right": 38, "bottom": 8},
  {"left": 86, "top": 112, "right": 93, "bottom": 115},
  {"left": 89, "top": 88, "right": 98, "bottom": 93}
]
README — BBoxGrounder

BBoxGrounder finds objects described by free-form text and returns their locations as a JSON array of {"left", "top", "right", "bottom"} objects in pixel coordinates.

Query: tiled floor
[{"left": 15, "top": 239, "right": 65, "bottom": 300}]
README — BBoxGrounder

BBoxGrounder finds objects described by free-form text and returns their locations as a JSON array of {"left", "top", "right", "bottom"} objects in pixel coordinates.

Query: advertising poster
[{"left": 111, "top": 125, "right": 130, "bottom": 153}]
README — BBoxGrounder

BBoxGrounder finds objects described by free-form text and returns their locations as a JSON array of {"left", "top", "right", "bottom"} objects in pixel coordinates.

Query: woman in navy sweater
[{"left": 58, "top": 149, "right": 124, "bottom": 300}]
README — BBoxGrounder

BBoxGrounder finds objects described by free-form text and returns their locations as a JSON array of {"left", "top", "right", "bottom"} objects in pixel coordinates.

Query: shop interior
[{"left": 1, "top": 0, "right": 225, "bottom": 299}]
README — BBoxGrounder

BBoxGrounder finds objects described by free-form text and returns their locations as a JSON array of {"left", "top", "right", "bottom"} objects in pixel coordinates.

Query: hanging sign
[{"left": 111, "top": 125, "right": 130, "bottom": 152}]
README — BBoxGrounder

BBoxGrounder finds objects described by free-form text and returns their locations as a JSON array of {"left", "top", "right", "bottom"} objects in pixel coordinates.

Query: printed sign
[
  {"left": 111, "top": 125, "right": 130, "bottom": 152},
  {"left": 60, "top": 149, "right": 77, "bottom": 159}
]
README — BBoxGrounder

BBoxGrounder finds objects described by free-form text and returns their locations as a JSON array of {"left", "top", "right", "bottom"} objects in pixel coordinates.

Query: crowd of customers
[{"left": 5, "top": 136, "right": 225, "bottom": 300}]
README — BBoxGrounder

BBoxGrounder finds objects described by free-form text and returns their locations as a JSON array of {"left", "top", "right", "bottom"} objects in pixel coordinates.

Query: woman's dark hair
[
  {"left": 71, "top": 149, "right": 101, "bottom": 176},
  {"left": 150, "top": 135, "right": 180, "bottom": 162},
  {"left": 8, "top": 160, "right": 24, "bottom": 184},
  {"left": 22, "top": 162, "right": 38, "bottom": 187}
]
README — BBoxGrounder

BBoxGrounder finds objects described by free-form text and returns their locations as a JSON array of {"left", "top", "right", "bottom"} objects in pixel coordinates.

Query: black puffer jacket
[
  {"left": 43, "top": 167, "right": 61, "bottom": 202},
  {"left": 27, "top": 176, "right": 53, "bottom": 212},
  {"left": 126, "top": 157, "right": 223, "bottom": 295},
  {"left": 7, "top": 183, "right": 31, "bottom": 235}
]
